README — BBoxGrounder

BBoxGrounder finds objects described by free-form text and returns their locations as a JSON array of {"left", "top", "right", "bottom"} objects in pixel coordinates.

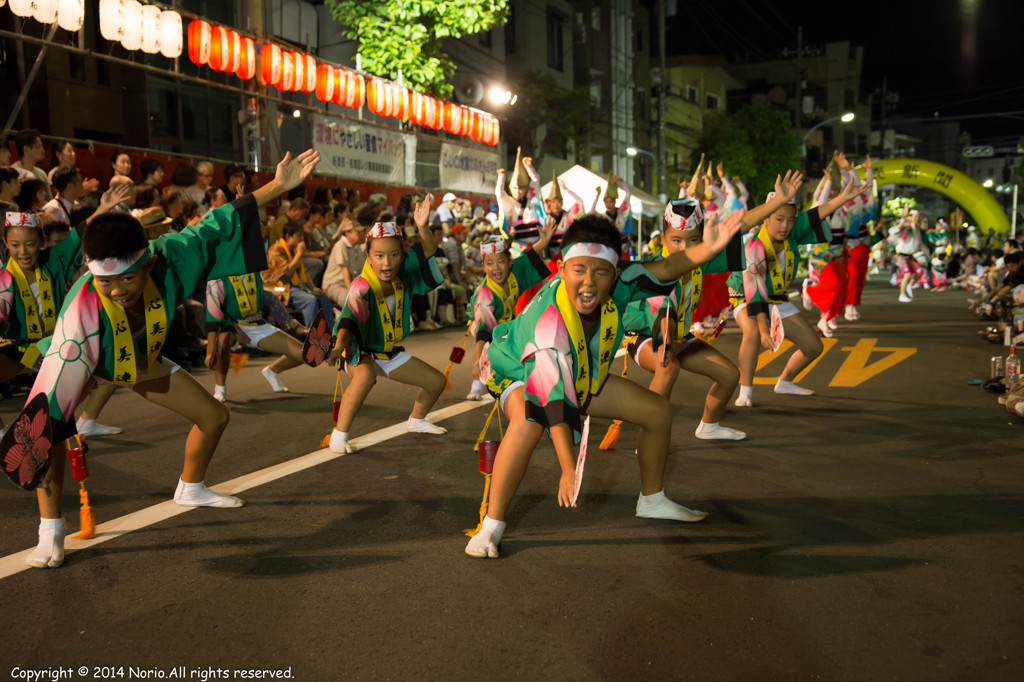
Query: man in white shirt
[
  {"left": 40, "top": 167, "right": 84, "bottom": 227},
  {"left": 10, "top": 129, "right": 50, "bottom": 197},
  {"left": 188, "top": 160, "right": 214, "bottom": 210},
  {"left": 434, "top": 192, "right": 458, "bottom": 233}
]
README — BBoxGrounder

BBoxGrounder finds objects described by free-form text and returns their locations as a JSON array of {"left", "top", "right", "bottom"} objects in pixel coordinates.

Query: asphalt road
[{"left": 0, "top": 277, "right": 1021, "bottom": 681}]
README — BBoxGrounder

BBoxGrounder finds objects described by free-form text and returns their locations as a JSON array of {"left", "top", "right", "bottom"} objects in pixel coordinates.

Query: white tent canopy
[{"left": 539, "top": 165, "right": 664, "bottom": 218}]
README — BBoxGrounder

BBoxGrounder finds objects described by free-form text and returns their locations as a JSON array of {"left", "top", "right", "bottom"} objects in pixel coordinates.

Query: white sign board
[
  {"left": 439, "top": 143, "right": 500, "bottom": 195},
  {"left": 312, "top": 115, "right": 413, "bottom": 184}
]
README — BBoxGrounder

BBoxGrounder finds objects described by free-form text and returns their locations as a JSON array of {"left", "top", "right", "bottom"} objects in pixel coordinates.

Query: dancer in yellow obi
[
  {"left": 0, "top": 186, "right": 129, "bottom": 437},
  {"left": 325, "top": 196, "right": 447, "bottom": 455},
  {"left": 205, "top": 268, "right": 306, "bottom": 401},
  {"left": 621, "top": 197, "right": 746, "bottom": 441},
  {"left": 466, "top": 220, "right": 555, "bottom": 400},
  {"left": 465, "top": 210, "right": 747, "bottom": 559},
  {"left": 727, "top": 171, "right": 864, "bottom": 407},
  {"left": 3, "top": 150, "right": 320, "bottom": 569}
]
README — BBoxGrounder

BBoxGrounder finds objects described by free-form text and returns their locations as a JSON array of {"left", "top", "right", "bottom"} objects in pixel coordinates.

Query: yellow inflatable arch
[{"left": 864, "top": 158, "right": 1010, "bottom": 234}]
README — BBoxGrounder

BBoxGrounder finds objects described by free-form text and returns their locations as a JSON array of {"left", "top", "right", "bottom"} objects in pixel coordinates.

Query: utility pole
[
  {"left": 880, "top": 75, "right": 887, "bottom": 158},
  {"left": 656, "top": 0, "right": 667, "bottom": 202}
]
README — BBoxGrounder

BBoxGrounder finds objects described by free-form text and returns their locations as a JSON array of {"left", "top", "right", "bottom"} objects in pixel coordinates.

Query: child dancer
[
  {"left": 843, "top": 156, "right": 875, "bottom": 320},
  {"left": 803, "top": 155, "right": 852, "bottom": 338},
  {"left": 466, "top": 221, "right": 556, "bottom": 400},
  {"left": 325, "top": 195, "right": 448, "bottom": 454},
  {"left": 495, "top": 149, "right": 545, "bottom": 242},
  {"left": 893, "top": 207, "right": 925, "bottom": 303},
  {"left": 729, "top": 172, "right": 863, "bottom": 407},
  {"left": 3, "top": 149, "right": 320, "bottom": 569},
  {"left": 465, "top": 209, "right": 747, "bottom": 559},
  {"left": 0, "top": 186, "right": 129, "bottom": 436},
  {"left": 205, "top": 270, "right": 306, "bottom": 401},
  {"left": 622, "top": 197, "right": 746, "bottom": 440}
]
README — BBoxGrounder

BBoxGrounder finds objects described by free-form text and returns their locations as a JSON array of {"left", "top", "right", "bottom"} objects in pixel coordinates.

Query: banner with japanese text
[
  {"left": 438, "top": 143, "right": 500, "bottom": 195},
  {"left": 312, "top": 115, "right": 414, "bottom": 185}
]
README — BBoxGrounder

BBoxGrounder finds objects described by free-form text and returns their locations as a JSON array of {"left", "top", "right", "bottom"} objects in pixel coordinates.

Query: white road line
[{"left": 0, "top": 398, "right": 493, "bottom": 580}]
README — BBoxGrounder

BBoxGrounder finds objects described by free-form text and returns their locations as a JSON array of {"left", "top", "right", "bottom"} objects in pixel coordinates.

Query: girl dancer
[
  {"left": 622, "top": 197, "right": 746, "bottom": 440},
  {"left": 495, "top": 148, "right": 545, "bottom": 242},
  {"left": 205, "top": 270, "right": 306, "bottom": 401},
  {"left": 843, "top": 156, "right": 876, "bottom": 320},
  {"left": 325, "top": 196, "right": 448, "bottom": 455},
  {"left": 465, "top": 209, "right": 747, "bottom": 559},
  {"left": 466, "top": 221, "right": 556, "bottom": 400},
  {"left": 729, "top": 172, "right": 862, "bottom": 407},
  {"left": 2, "top": 149, "right": 320, "bottom": 569},
  {"left": 893, "top": 207, "right": 925, "bottom": 303},
  {"left": 803, "top": 155, "right": 852, "bottom": 338}
]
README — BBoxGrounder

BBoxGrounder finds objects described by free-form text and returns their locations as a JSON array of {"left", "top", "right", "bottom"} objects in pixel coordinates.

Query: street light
[
  {"left": 626, "top": 146, "right": 665, "bottom": 202},
  {"left": 983, "top": 179, "right": 994, "bottom": 188},
  {"left": 800, "top": 112, "right": 856, "bottom": 167}
]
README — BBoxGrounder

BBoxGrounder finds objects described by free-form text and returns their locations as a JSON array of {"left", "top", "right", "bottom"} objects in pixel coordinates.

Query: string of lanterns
[
  {"left": 187, "top": 18, "right": 499, "bottom": 146},
  {"left": 1, "top": 1, "right": 498, "bottom": 146}
]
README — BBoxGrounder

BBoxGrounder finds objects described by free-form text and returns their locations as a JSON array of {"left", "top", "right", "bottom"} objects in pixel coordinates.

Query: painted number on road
[{"left": 753, "top": 338, "right": 916, "bottom": 387}]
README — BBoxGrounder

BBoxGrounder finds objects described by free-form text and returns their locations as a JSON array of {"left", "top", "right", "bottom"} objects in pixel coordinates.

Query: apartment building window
[
  {"left": 547, "top": 9, "right": 566, "bottom": 72},
  {"left": 686, "top": 85, "right": 699, "bottom": 103},
  {"left": 706, "top": 93, "right": 720, "bottom": 110},
  {"left": 591, "top": 7, "right": 601, "bottom": 30},
  {"left": 590, "top": 80, "right": 602, "bottom": 108},
  {"left": 479, "top": 29, "right": 492, "bottom": 48}
]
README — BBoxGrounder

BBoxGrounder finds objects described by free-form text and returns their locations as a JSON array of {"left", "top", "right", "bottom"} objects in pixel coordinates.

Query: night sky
[{"left": 663, "top": 0, "right": 1021, "bottom": 145}]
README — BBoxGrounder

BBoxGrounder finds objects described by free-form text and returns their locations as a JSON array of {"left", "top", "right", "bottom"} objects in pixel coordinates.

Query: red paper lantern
[
  {"left": 260, "top": 43, "right": 282, "bottom": 87},
  {"left": 315, "top": 64, "right": 335, "bottom": 103},
  {"left": 187, "top": 19, "right": 210, "bottom": 66},
  {"left": 330, "top": 68, "right": 347, "bottom": 106},
  {"left": 237, "top": 37, "right": 256, "bottom": 80},
  {"left": 425, "top": 97, "right": 442, "bottom": 129},
  {"left": 208, "top": 25, "right": 230, "bottom": 72},
  {"left": 300, "top": 55, "right": 316, "bottom": 93},
  {"left": 460, "top": 108, "right": 473, "bottom": 137},
  {"left": 292, "top": 51, "right": 305, "bottom": 92},
  {"left": 443, "top": 102, "right": 460, "bottom": 134},
  {"left": 280, "top": 51, "right": 295, "bottom": 91},
  {"left": 367, "top": 78, "right": 384, "bottom": 115},
  {"left": 227, "top": 30, "right": 242, "bottom": 74},
  {"left": 348, "top": 72, "right": 365, "bottom": 109},
  {"left": 409, "top": 91, "right": 424, "bottom": 126},
  {"left": 487, "top": 117, "right": 500, "bottom": 146},
  {"left": 395, "top": 87, "right": 410, "bottom": 120}
]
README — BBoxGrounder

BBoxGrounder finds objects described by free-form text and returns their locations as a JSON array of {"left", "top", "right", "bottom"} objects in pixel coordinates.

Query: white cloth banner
[
  {"left": 439, "top": 143, "right": 500, "bottom": 195},
  {"left": 312, "top": 115, "right": 413, "bottom": 184}
]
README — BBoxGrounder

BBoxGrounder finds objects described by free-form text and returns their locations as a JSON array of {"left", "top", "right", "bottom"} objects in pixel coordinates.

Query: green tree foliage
[
  {"left": 327, "top": 0, "right": 509, "bottom": 97},
  {"left": 501, "top": 70, "right": 591, "bottom": 169},
  {"left": 1017, "top": 136, "right": 1024, "bottom": 186},
  {"left": 689, "top": 104, "right": 799, "bottom": 201}
]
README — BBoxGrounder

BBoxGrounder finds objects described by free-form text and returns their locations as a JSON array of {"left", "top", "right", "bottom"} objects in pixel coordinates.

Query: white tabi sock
[
  {"left": 465, "top": 515, "right": 505, "bottom": 558},
  {"left": 735, "top": 385, "right": 754, "bottom": 407},
  {"left": 636, "top": 490, "right": 707, "bottom": 522},
  {"left": 695, "top": 421, "right": 746, "bottom": 441},
  {"left": 407, "top": 417, "right": 447, "bottom": 434},
  {"left": 329, "top": 429, "right": 354, "bottom": 454},
  {"left": 213, "top": 385, "right": 227, "bottom": 402},
  {"left": 262, "top": 367, "right": 289, "bottom": 393},
  {"left": 174, "top": 478, "right": 243, "bottom": 508},
  {"left": 26, "top": 517, "right": 65, "bottom": 568},
  {"left": 774, "top": 379, "right": 815, "bottom": 395}
]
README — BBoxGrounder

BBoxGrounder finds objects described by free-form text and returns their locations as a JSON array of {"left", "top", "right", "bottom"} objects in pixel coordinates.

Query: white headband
[
  {"left": 86, "top": 248, "right": 150, "bottom": 277},
  {"left": 367, "top": 222, "right": 401, "bottom": 239},
  {"left": 664, "top": 198, "right": 703, "bottom": 232},
  {"left": 5, "top": 212, "right": 40, "bottom": 228},
  {"left": 480, "top": 238, "right": 508, "bottom": 256},
  {"left": 561, "top": 242, "right": 619, "bottom": 266}
]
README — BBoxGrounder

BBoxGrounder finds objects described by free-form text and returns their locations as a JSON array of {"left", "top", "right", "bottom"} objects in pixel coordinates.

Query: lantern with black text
[
  {"left": 99, "top": 0, "right": 126, "bottom": 42},
  {"left": 120, "top": 0, "right": 143, "bottom": 51},
  {"left": 57, "top": 0, "right": 85, "bottom": 32},
  {"left": 159, "top": 10, "right": 182, "bottom": 59},
  {"left": 187, "top": 19, "right": 211, "bottom": 66},
  {"left": 140, "top": 4, "right": 161, "bottom": 54},
  {"left": 31, "top": 0, "right": 58, "bottom": 24},
  {"left": 260, "top": 43, "right": 282, "bottom": 88}
]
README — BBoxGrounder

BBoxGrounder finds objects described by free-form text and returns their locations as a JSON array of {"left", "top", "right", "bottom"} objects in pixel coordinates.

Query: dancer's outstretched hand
[
  {"left": 558, "top": 472, "right": 576, "bottom": 508},
  {"left": 275, "top": 149, "right": 320, "bottom": 192},
  {"left": 415, "top": 193, "right": 434, "bottom": 229},
  {"left": 702, "top": 209, "right": 745, "bottom": 254}
]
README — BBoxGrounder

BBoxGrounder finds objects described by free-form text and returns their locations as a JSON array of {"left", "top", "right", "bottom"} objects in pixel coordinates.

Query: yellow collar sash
[
  {"left": 278, "top": 238, "right": 308, "bottom": 286},
  {"left": 757, "top": 225, "right": 794, "bottom": 297},
  {"left": 97, "top": 276, "right": 167, "bottom": 384},
  {"left": 229, "top": 273, "right": 259, "bottom": 318},
  {"left": 361, "top": 260, "right": 405, "bottom": 351},
  {"left": 485, "top": 272, "right": 519, "bottom": 325},
  {"left": 661, "top": 245, "right": 701, "bottom": 334},
  {"left": 6, "top": 259, "right": 55, "bottom": 340},
  {"left": 555, "top": 280, "right": 618, "bottom": 406}
]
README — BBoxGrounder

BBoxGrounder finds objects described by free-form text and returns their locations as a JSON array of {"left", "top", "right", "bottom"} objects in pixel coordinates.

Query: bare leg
[
  {"left": 676, "top": 342, "right": 740, "bottom": 424},
  {"left": 777, "top": 314, "right": 824, "bottom": 382},
  {"left": 734, "top": 305, "right": 760, "bottom": 388},
  {"left": 479, "top": 388, "right": 544, "bottom": 522},
  {"left": 256, "top": 330, "right": 304, "bottom": 374},
  {"left": 214, "top": 331, "right": 234, "bottom": 388},
  {"left": 132, "top": 370, "right": 230, "bottom": 484},
  {"left": 334, "top": 359, "right": 376, "bottom": 433},
  {"left": 384, "top": 355, "right": 447, "bottom": 421}
]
